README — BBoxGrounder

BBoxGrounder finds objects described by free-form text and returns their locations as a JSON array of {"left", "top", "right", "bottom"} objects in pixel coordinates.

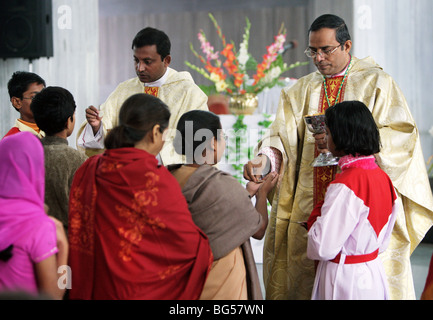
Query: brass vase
[{"left": 228, "top": 93, "right": 258, "bottom": 115}]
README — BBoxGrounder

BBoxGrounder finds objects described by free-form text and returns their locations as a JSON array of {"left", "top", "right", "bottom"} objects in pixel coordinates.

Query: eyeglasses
[
  {"left": 304, "top": 45, "right": 341, "bottom": 58},
  {"left": 22, "top": 96, "right": 36, "bottom": 101}
]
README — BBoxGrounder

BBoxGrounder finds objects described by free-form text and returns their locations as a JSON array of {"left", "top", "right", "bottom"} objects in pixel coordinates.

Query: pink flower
[{"left": 198, "top": 32, "right": 219, "bottom": 61}]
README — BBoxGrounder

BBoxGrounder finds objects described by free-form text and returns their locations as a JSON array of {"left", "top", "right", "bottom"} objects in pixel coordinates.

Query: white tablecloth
[{"left": 255, "top": 77, "right": 297, "bottom": 114}]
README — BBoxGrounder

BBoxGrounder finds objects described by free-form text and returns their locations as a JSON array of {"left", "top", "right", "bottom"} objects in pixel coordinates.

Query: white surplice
[{"left": 307, "top": 155, "right": 399, "bottom": 300}]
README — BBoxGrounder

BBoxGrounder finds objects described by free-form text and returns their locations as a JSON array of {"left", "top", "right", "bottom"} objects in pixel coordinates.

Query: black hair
[
  {"left": 309, "top": 14, "right": 351, "bottom": 46},
  {"left": 131, "top": 27, "right": 171, "bottom": 60},
  {"left": 104, "top": 93, "right": 170, "bottom": 150},
  {"left": 30, "top": 86, "right": 76, "bottom": 136},
  {"left": 325, "top": 101, "right": 381, "bottom": 156},
  {"left": 7, "top": 71, "right": 46, "bottom": 111},
  {"left": 0, "top": 244, "right": 13, "bottom": 262},
  {"left": 173, "top": 110, "right": 222, "bottom": 163}
]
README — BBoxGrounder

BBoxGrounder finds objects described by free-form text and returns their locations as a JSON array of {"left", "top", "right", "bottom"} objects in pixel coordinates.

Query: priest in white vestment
[
  {"left": 244, "top": 14, "right": 433, "bottom": 300},
  {"left": 77, "top": 27, "right": 208, "bottom": 165}
]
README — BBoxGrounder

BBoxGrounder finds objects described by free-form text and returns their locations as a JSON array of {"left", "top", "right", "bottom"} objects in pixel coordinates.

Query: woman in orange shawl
[{"left": 68, "top": 94, "right": 212, "bottom": 300}]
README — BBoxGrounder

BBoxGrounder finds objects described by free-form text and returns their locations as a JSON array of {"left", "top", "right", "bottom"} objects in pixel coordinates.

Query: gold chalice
[{"left": 304, "top": 113, "right": 339, "bottom": 167}]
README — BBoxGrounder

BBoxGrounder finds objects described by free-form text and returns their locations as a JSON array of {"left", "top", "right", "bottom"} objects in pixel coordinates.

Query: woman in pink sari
[{"left": 0, "top": 132, "right": 68, "bottom": 299}]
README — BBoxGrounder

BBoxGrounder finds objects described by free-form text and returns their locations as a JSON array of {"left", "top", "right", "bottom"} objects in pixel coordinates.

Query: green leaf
[
  {"left": 245, "top": 55, "right": 258, "bottom": 70},
  {"left": 198, "top": 85, "right": 217, "bottom": 96}
]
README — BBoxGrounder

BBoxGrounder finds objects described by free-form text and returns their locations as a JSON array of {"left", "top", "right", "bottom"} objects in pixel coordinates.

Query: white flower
[
  {"left": 269, "top": 66, "right": 282, "bottom": 78},
  {"left": 215, "top": 80, "right": 228, "bottom": 92},
  {"left": 238, "top": 43, "right": 249, "bottom": 67},
  {"left": 261, "top": 66, "right": 282, "bottom": 85},
  {"left": 210, "top": 72, "right": 221, "bottom": 83}
]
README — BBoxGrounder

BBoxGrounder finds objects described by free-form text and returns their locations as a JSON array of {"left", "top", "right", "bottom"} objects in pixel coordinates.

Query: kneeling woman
[
  {"left": 68, "top": 94, "right": 212, "bottom": 300},
  {"left": 169, "top": 110, "right": 278, "bottom": 300}
]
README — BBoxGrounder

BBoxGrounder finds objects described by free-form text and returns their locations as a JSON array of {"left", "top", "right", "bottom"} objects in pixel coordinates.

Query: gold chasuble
[{"left": 258, "top": 56, "right": 433, "bottom": 300}]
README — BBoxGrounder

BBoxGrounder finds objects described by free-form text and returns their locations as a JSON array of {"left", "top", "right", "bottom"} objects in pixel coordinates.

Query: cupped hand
[{"left": 243, "top": 155, "right": 270, "bottom": 183}]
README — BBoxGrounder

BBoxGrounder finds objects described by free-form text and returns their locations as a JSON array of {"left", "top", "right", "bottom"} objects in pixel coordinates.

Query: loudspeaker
[{"left": 0, "top": 0, "right": 53, "bottom": 60}]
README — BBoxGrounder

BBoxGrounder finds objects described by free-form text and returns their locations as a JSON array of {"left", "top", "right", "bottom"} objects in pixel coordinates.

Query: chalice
[{"left": 304, "top": 113, "right": 339, "bottom": 167}]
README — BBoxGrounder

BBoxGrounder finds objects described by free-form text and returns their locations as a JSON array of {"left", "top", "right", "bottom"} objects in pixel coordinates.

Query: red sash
[{"left": 331, "top": 249, "right": 379, "bottom": 264}]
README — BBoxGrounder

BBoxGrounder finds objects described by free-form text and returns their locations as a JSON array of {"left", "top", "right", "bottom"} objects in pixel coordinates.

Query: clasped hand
[
  {"left": 313, "top": 132, "right": 329, "bottom": 153},
  {"left": 243, "top": 154, "right": 278, "bottom": 197}
]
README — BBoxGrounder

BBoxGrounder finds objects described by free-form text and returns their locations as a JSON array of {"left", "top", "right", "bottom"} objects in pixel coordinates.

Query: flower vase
[{"left": 228, "top": 93, "right": 258, "bottom": 115}]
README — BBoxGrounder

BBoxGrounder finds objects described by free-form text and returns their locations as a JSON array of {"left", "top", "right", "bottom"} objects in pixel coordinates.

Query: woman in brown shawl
[{"left": 169, "top": 110, "right": 278, "bottom": 300}]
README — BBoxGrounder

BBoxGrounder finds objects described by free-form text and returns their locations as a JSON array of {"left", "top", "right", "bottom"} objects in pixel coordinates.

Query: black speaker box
[{"left": 0, "top": 0, "right": 53, "bottom": 60}]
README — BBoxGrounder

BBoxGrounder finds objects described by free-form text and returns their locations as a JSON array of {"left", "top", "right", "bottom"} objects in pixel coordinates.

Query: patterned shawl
[{"left": 68, "top": 147, "right": 212, "bottom": 299}]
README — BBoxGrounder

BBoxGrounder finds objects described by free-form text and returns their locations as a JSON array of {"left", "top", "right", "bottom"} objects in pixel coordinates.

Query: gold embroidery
[
  {"left": 69, "top": 185, "right": 96, "bottom": 255},
  {"left": 100, "top": 160, "right": 124, "bottom": 173},
  {"left": 135, "top": 172, "right": 160, "bottom": 206},
  {"left": 144, "top": 86, "right": 159, "bottom": 97},
  {"left": 117, "top": 171, "right": 165, "bottom": 261},
  {"left": 159, "top": 265, "right": 181, "bottom": 280}
]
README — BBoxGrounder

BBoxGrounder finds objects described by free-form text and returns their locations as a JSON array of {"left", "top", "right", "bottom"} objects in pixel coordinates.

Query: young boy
[
  {"left": 31, "top": 86, "right": 88, "bottom": 230},
  {"left": 3, "top": 71, "right": 46, "bottom": 139}
]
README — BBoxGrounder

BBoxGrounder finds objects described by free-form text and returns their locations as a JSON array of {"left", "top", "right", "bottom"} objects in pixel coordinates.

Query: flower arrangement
[{"left": 185, "top": 13, "right": 308, "bottom": 96}]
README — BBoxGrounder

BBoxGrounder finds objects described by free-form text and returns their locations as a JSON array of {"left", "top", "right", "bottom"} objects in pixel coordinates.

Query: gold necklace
[{"left": 323, "top": 56, "right": 352, "bottom": 108}]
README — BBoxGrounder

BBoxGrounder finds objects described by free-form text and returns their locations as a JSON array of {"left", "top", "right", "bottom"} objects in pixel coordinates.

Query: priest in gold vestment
[
  {"left": 244, "top": 14, "right": 433, "bottom": 300},
  {"left": 77, "top": 27, "right": 208, "bottom": 165}
]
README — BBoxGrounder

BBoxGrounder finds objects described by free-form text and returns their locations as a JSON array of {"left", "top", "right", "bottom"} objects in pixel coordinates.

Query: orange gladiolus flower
[
  {"left": 233, "top": 73, "right": 244, "bottom": 88},
  {"left": 252, "top": 74, "right": 258, "bottom": 84},
  {"left": 221, "top": 44, "right": 234, "bottom": 57},
  {"left": 221, "top": 44, "right": 240, "bottom": 76},
  {"left": 205, "top": 64, "right": 226, "bottom": 80},
  {"left": 253, "top": 60, "right": 268, "bottom": 85},
  {"left": 223, "top": 61, "right": 238, "bottom": 75}
]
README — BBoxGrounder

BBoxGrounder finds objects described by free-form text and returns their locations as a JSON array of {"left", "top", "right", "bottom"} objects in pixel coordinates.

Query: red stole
[
  {"left": 144, "top": 86, "right": 159, "bottom": 97},
  {"left": 68, "top": 148, "right": 212, "bottom": 300},
  {"left": 313, "top": 76, "right": 347, "bottom": 205}
]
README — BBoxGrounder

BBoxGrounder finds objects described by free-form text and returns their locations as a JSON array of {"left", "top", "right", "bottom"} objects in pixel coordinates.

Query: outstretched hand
[
  {"left": 250, "top": 172, "right": 279, "bottom": 240},
  {"left": 246, "top": 172, "right": 279, "bottom": 198},
  {"left": 257, "top": 172, "right": 279, "bottom": 197},
  {"left": 243, "top": 155, "right": 271, "bottom": 183},
  {"left": 246, "top": 181, "right": 261, "bottom": 197}
]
